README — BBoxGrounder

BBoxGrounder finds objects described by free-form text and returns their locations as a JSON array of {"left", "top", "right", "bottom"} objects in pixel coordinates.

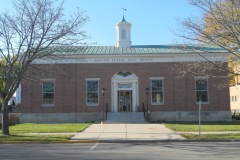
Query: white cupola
[{"left": 116, "top": 16, "right": 132, "bottom": 48}]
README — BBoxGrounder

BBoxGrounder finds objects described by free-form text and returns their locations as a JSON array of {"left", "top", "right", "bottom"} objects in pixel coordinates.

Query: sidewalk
[{"left": 71, "top": 123, "right": 186, "bottom": 142}]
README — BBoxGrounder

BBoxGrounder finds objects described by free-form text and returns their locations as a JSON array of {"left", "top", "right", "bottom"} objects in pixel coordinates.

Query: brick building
[{"left": 19, "top": 17, "right": 231, "bottom": 123}]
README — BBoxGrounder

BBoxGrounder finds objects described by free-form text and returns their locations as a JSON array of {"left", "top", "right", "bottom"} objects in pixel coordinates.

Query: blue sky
[{"left": 0, "top": 0, "right": 202, "bottom": 46}]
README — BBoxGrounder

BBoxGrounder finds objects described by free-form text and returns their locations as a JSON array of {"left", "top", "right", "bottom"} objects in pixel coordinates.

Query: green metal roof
[{"left": 49, "top": 45, "right": 227, "bottom": 55}]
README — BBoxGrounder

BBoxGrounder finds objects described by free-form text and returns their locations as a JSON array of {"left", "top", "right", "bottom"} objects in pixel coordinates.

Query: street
[{"left": 0, "top": 142, "right": 240, "bottom": 160}]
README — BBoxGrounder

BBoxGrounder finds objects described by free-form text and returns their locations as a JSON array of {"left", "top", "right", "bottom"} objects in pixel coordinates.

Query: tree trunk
[{"left": 1, "top": 102, "right": 10, "bottom": 135}]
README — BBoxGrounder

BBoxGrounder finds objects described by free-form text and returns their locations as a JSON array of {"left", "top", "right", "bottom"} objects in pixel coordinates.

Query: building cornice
[{"left": 32, "top": 53, "right": 228, "bottom": 64}]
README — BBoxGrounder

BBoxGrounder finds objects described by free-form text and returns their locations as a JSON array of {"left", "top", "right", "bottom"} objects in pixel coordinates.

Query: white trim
[
  {"left": 41, "top": 79, "right": 56, "bottom": 81},
  {"left": 111, "top": 71, "right": 139, "bottom": 112},
  {"left": 86, "top": 79, "right": 100, "bottom": 106},
  {"left": 150, "top": 77, "right": 165, "bottom": 80},
  {"left": 195, "top": 77, "right": 209, "bottom": 104},
  {"left": 85, "top": 78, "right": 100, "bottom": 81},
  {"left": 15, "top": 83, "right": 21, "bottom": 105},
  {"left": 150, "top": 78, "right": 165, "bottom": 105},
  {"left": 32, "top": 53, "right": 228, "bottom": 64},
  {"left": 41, "top": 80, "right": 55, "bottom": 106},
  {"left": 196, "top": 102, "right": 209, "bottom": 105},
  {"left": 194, "top": 76, "right": 209, "bottom": 80}
]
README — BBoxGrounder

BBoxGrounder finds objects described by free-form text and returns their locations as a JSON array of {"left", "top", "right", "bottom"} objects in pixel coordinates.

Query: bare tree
[
  {"left": 175, "top": 0, "right": 240, "bottom": 85},
  {"left": 0, "top": 0, "right": 89, "bottom": 135}
]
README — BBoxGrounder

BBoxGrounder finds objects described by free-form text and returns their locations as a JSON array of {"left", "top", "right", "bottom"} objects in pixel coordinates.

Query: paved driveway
[{"left": 71, "top": 123, "right": 186, "bottom": 141}]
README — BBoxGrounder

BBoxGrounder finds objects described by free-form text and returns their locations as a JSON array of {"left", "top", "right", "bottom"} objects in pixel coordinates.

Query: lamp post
[
  {"left": 102, "top": 88, "right": 105, "bottom": 96},
  {"left": 146, "top": 88, "right": 149, "bottom": 121},
  {"left": 102, "top": 88, "right": 105, "bottom": 123}
]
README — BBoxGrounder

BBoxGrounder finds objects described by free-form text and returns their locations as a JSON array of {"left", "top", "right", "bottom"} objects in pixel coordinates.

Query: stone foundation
[
  {"left": 19, "top": 113, "right": 102, "bottom": 123},
  {"left": 149, "top": 111, "right": 232, "bottom": 122},
  {"left": 1, "top": 111, "right": 232, "bottom": 124}
]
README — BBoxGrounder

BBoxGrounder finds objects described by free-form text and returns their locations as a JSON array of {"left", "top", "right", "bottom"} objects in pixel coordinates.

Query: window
[
  {"left": 86, "top": 79, "right": 99, "bottom": 105},
  {"left": 150, "top": 78, "right": 164, "bottom": 105},
  {"left": 121, "top": 29, "right": 126, "bottom": 40},
  {"left": 231, "top": 96, "right": 238, "bottom": 102},
  {"left": 195, "top": 78, "right": 208, "bottom": 103},
  {"left": 42, "top": 80, "right": 55, "bottom": 105}
]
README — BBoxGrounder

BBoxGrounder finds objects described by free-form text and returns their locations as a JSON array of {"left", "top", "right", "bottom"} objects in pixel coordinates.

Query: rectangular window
[
  {"left": 42, "top": 80, "right": 55, "bottom": 105},
  {"left": 196, "top": 78, "right": 208, "bottom": 103},
  {"left": 86, "top": 79, "right": 99, "bottom": 105},
  {"left": 150, "top": 78, "right": 164, "bottom": 105},
  {"left": 231, "top": 96, "right": 238, "bottom": 102}
]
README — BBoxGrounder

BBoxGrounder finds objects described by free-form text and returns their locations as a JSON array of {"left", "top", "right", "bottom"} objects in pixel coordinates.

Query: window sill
[
  {"left": 42, "top": 104, "right": 55, "bottom": 107},
  {"left": 196, "top": 102, "right": 209, "bottom": 105},
  {"left": 151, "top": 103, "right": 164, "bottom": 106},
  {"left": 86, "top": 104, "right": 99, "bottom": 107}
]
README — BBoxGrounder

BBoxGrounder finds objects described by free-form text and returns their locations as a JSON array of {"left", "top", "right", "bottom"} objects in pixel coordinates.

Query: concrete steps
[{"left": 105, "top": 112, "right": 146, "bottom": 124}]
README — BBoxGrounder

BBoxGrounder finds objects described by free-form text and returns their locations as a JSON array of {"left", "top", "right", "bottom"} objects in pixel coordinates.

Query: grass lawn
[
  {"left": 183, "top": 133, "right": 240, "bottom": 140},
  {"left": 0, "top": 123, "right": 89, "bottom": 134},
  {"left": 163, "top": 121, "right": 240, "bottom": 140},
  {"left": 0, "top": 135, "right": 72, "bottom": 143},
  {"left": 0, "top": 123, "right": 89, "bottom": 143},
  {"left": 163, "top": 121, "right": 240, "bottom": 132}
]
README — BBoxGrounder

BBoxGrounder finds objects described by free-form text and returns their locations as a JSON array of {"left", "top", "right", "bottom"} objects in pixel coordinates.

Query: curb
[
  {"left": 1, "top": 139, "right": 240, "bottom": 144},
  {"left": 99, "top": 139, "right": 240, "bottom": 143},
  {"left": 70, "top": 139, "right": 240, "bottom": 143},
  {"left": 0, "top": 140, "right": 101, "bottom": 144}
]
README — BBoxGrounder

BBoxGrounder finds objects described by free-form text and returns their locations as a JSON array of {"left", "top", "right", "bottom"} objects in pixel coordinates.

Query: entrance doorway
[
  {"left": 118, "top": 91, "right": 132, "bottom": 112},
  {"left": 111, "top": 71, "right": 138, "bottom": 112}
]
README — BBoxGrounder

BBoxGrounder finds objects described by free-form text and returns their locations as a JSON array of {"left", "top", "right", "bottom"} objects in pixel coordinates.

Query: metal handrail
[
  {"left": 142, "top": 103, "right": 146, "bottom": 121},
  {"left": 105, "top": 102, "right": 108, "bottom": 120}
]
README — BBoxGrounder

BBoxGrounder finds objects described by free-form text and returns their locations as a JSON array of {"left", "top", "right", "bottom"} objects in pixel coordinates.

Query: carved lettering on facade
[
  {"left": 139, "top": 58, "right": 153, "bottom": 62},
  {"left": 94, "top": 59, "right": 110, "bottom": 63},
  {"left": 93, "top": 58, "right": 154, "bottom": 63},
  {"left": 111, "top": 58, "right": 126, "bottom": 62}
]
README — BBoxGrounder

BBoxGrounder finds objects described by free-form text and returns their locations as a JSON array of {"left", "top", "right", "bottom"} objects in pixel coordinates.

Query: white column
[
  {"left": 113, "top": 82, "right": 118, "bottom": 112},
  {"left": 135, "top": 81, "right": 139, "bottom": 112},
  {"left": 132, "top": 82, "right": 136, "bottom": 112},
  {"left": 111, "top": 82, "right": 114, "bottom": 112}
]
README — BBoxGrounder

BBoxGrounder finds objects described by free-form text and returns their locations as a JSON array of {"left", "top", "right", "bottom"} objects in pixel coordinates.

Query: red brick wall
[{"left": 20, "top": 62, "right": 230, "bottom": 113}]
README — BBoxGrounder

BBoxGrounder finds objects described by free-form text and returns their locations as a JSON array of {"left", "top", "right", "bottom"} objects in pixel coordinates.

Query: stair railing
[
  {"left": 142, "top": 103, "right": 146, "bottom": 121},
  {"left": 105, "top": 103, "right": 108, "bottom": 121}
]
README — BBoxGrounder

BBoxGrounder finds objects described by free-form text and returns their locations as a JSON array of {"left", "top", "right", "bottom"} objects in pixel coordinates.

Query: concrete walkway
[{"left": 71, "top": 123, "right": 186, "bottom": 142}]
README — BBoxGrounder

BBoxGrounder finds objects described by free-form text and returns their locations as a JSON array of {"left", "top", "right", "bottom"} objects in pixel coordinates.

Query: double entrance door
[{"left": 118, "top": 91, "right": 132, "bottom": 112}]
